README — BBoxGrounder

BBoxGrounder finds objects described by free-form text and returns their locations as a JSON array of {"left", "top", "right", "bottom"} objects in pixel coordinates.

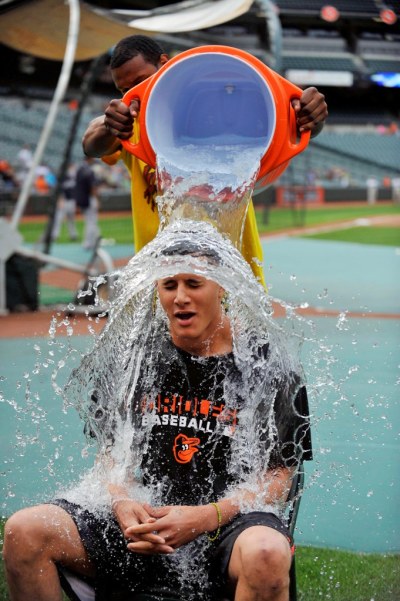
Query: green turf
[
  {"left": 301, "top": 226, "right": 400, "bottom": 246},
  {"left": 296, "top": 546, "right": 400, "bottom": 601},
  {"left": 39, "top": 283, "right": 74, "bottom": 305},
  {"left": 18, "top": 217, "right": 134, "bottom": 245},
  {"left": 18, "top": 205, "right": 400, "bottom": 244},
  {"left": 254, "top": 203, "right": 400, "bottom": 233}
]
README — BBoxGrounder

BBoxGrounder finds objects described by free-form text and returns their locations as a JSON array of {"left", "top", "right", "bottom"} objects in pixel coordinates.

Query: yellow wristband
[{"left": 207, "top": 502, "right": 222, "bottom": 542}]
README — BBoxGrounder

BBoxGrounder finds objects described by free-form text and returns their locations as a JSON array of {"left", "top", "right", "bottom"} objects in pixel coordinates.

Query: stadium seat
[
  {"left": 276, "top": 0, "right": 386, "bottom": 15},
  {"left": 0, "top": 98, "right": 99, "bottom": 171},
  {"left": 282, "top": 54, "right": 358, "bottom": 72},
  {"left": 315, "top": 132, "right": 400, "bottom": 172}
]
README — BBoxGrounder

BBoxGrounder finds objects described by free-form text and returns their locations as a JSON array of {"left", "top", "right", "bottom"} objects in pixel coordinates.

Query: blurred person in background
[
  {"left": 0, "top": 159, "right": 19, "bottom": 194},
  {"left": 75, "top": 156, "right": 100, "bottom": 250},
  {"left": 51, "top": 164, "right": 78, "bottom": 242},
  {"left": 34, "top": 164, "right": 56, "bottom": 195},
  {"left": 17, "top": 143, "right": 33, "bottom": 172},
  {"left": 391, "top": 176, "right": 400, "bottom": 203},
  {"left": 83, "top": 35, "right": 328, "bottom": 287},
  {"left": 366, "top": 175, "right": 379, "bottom": 205}
]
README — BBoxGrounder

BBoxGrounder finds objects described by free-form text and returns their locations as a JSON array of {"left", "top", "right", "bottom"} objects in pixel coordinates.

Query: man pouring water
[{"left": 83, "top": 35, "right": 328, "bottom": 287}]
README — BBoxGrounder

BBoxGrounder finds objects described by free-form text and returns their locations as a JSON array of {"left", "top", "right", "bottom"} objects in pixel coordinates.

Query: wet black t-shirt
[{"left": 133, "top": 344, "right": 312, "bottom": 506}]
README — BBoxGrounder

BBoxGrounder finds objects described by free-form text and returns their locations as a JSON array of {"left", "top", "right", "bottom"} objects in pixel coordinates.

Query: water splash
[
  {"left": 156, "top": 144, "right": 264, "bottom": 248},
  {"left": 2, "top": 181, "right": 390, "bottom": 596},
  {"left": 58, "top": 221, "right": 308, "bottom": 514}
]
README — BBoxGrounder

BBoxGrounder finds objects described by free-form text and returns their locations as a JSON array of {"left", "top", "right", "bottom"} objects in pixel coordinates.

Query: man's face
[
  {"left": 157, "top": 274, "right": 225, "bottom": 352},
  {"left": 112, "top": 54, "right": 168, "bottom": 95}
]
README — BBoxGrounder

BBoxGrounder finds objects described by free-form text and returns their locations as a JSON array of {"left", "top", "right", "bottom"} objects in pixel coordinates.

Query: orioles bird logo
[{"left": 173, "top": 433, "right": 200, "bottom": 464}]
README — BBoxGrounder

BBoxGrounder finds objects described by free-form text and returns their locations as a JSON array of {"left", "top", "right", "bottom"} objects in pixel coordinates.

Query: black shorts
[{"left": 52, "top": 499, "right": 292, "bottom": 601}]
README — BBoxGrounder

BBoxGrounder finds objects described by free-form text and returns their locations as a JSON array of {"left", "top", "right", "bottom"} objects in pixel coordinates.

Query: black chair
[
  {"left": 59, "top": 465, "right": 306, "bottom": 601},
  {"left": 287, "top": 467, "right": 305, "bottom": 601}
]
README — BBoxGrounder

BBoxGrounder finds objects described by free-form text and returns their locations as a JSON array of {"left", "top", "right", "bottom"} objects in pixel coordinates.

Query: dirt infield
[
  {"left": 39, "top": 256, "right": 129, "bottom": 291},
  {"left": 0, "top": 310, "right": 105, "bottom": 338},
  {"left": 1, "top": 301, "right": 398, "bottom": 340}
]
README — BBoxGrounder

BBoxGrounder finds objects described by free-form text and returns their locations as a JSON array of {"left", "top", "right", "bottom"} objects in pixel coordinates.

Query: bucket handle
[
  {"left": 120, "top": 80, "right": 156, "bottom": 165},
  {"left": 120, "top": 72, "right": 311, "bottom": 168},
  {"left": 274, "top": 91, "right": 311, "bottom": 169}
]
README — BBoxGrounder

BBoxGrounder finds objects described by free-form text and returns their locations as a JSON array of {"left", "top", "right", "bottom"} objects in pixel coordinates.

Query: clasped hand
[{"left": 113, "top": 500, "right": 210, "bottom": 555}]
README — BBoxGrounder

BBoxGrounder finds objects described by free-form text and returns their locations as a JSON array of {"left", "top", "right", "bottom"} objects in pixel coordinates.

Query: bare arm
[
  {"left": 124, "top": 466, "right": 295, "bottom": 554},
  {"left": 83, "top": 115, "right": 121, "bottom": 158},
  {"left": 82, "top": 99, "right": 140, "bottom": 158},
  {"left": 216, "top": 466, "right": 295, "bottom": 525}
]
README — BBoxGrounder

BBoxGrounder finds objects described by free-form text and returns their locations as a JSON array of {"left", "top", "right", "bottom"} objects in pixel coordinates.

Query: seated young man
[{"left": 4, "top": 239, "right": 311, "bottom": 601}]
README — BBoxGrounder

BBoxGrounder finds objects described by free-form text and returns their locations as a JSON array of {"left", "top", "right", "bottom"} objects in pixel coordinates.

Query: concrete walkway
[{"left": 261, "top": 236, "right": 399, "bottom": 552}]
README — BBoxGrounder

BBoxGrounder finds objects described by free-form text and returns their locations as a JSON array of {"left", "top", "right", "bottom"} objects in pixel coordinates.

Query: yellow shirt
[{"left": 103, "top": 130, "right": 266, "bottom": 287}]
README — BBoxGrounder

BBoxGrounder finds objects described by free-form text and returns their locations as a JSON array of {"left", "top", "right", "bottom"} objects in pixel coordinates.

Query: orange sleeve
[{"left": 101, "top": 150, "right": 122, "bottom": 166}]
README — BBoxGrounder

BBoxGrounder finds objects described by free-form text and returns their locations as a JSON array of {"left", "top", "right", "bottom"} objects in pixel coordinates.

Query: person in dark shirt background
[{"left": 75, "top": 156, "right": 100, "bottom": 250}]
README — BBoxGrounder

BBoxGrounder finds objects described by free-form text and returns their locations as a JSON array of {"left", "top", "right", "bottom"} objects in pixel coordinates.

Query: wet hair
[
  {"left": 110, "top": 35, "right": 166, "bottom": 70},
  {"left": 160, "top": 239, "right": 221, "bottom": 266}
]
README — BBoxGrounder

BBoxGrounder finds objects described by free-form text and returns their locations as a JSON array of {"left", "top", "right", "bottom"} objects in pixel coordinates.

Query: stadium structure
[{"left": 0, "top": 0, "right": 399, "bottom": 213}]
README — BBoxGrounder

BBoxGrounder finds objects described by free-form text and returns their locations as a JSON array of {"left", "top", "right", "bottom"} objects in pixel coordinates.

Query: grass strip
[
  {"left": 18, "top": 217, "right": 134, "bottom": 245},
  {"left": 301, "top": 226, "right": 400, "bottom": 246},
  {"left": 255, "top": 204, "right": 400, "bottom": 233},
  {"left": 39, "top": 284, "right": 75, "bottom": 305},
  {"left": 17, "top": 205, "right": 400, "bottom": 244},
  {"left": 297, "top": 546, "right": 400, "bottom": 601}
]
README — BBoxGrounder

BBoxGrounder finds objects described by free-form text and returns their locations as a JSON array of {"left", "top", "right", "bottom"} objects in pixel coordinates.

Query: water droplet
[{"left": 336, "top": 311, "right": 349, "bottom": 331}]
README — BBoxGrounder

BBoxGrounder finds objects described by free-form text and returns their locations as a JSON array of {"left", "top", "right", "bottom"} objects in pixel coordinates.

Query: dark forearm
[{"left": 83, "top": 116, "right": 122, "bottom": 158}]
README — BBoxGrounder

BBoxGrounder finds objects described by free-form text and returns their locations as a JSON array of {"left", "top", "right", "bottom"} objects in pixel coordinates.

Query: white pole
[
  {"left": 16, "top": 245, "right": 114, "bottom": 276},
  {"left": 11, "top": 0, "right": 81, "bottom": 229},
  {"left": 0, "top": 261, "right": 7, "bottom": 315}
]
